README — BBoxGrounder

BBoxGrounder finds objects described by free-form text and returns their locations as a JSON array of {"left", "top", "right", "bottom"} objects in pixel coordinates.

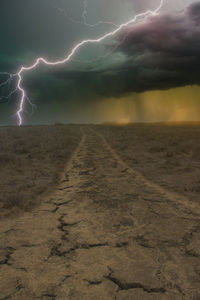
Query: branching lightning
[
  {"left": 82, "top": 0, "right": 88, "bottom": 24},
  {"left": 54, "top": 0, "right": 119, "bottom": 28},
  {"left": 54, "top": 0, "right": 123, "bottom": 65},
  {"left": 1, "top": 0, "right": 164, "bottom": 125},
  {"left": 0, "top": 73, "right": 15, "bottom": 88},
  {"left": 81, "top": 0, "right": 120, "bottom": 28},
  {"left": 0, "top": 73, "right": 18, "bottom": 103}
]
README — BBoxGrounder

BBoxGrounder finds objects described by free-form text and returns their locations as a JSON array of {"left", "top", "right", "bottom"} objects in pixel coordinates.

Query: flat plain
[
  {"left": 0, "top": 124, "right": 200, "bottom": 300},
  {"left": 0, "top": 125, "right": 81, "bottom": 217}
]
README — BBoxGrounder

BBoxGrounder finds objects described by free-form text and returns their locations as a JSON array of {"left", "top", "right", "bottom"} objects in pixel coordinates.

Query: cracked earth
[{"left": 1, "top": 127, "right": 200, "bottom": 299}]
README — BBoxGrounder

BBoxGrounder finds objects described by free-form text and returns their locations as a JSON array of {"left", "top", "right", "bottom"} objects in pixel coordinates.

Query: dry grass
[
  {"left": 95, "top": 123, "right": 200, "bottom": 203},
  {"left": 2, "top": 123, "right": 200, "bottom": 217},
  {"left": 0, "top": 125, "right": 81, "bottom": 217}
]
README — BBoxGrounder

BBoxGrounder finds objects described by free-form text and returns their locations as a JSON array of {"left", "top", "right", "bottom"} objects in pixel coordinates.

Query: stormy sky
[{"left": 0, "top": 0, "right": 200, "bottom": 124}]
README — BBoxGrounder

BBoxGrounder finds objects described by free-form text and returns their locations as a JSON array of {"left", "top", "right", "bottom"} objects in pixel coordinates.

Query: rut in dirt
[{"left": 0, "top": 126, "right": 200, "bottom": 300}]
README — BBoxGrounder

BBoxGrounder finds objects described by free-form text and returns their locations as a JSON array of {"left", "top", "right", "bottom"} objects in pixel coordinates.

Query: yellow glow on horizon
[
  {"left": 117, "top": 117, "right": 131, "bottom": 125},
  {"left": 96, "top": 85, "right": 200, "bottom": 123}
]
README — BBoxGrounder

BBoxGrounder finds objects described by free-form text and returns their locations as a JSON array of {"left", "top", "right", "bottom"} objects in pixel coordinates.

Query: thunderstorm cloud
[
  {"left": 51, "top": 1, "right": 200, "bottom": 98},
  {"left": 0, "top": 0, "right": 200, "bottom": 123}
]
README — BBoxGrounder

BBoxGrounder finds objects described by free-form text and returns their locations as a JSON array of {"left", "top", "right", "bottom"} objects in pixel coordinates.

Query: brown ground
[
  {"left": 0, "top": 124, "right": 200, "bottom": 299},
  {"left": 94, "top": 123, "right": 200, "bottom": 204},
  {"left": 0, "top": 125, "right": 81, "bottom": 217}
]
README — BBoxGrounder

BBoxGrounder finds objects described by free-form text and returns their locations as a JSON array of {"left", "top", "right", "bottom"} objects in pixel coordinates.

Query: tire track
[
  {"left": 0, "top": 126, "right": 200, "bottom": 299},
  {"left": 91, "top": 127, "right": 200, "bottom": 216}
]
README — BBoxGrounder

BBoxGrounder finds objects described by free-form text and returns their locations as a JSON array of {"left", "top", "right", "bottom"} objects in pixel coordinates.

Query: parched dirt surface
[
  {"left": 1, "top": 126, "right": 200, "bottom": 299},
  {"left": 94, "top": 124, "right": 200, "bottom": 204},
  {"left": 0, "top": 125, "right": 81, "bottom": 216}
]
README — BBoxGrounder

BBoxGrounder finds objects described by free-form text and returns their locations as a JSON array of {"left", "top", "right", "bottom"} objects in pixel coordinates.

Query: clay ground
[
  {"left": 0, "top": 125, "right": 81, "bottom": 217},
  {"left": 1, "top": 124, "right": 200, "bottom": 299}
]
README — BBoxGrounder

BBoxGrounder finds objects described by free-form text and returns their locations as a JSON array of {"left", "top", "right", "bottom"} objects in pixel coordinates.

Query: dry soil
[{"left": 0, "top": 125, "right": 200, "bottom": 299}]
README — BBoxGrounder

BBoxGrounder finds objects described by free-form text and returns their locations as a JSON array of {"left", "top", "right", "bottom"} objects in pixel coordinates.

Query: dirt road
[{"left": 1, "top": 127, "right": 200, "bottom": 299}]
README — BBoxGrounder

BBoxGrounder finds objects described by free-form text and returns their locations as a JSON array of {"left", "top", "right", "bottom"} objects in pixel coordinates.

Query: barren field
[
  {"left": 1, "top": 124, "right": 200, "bottom": 299},
  {"left": 0, "top": 125, "right": 81, "bottom": 218},
  {"left": 95, "top": 123, "right": 200, "bottom": 203}
]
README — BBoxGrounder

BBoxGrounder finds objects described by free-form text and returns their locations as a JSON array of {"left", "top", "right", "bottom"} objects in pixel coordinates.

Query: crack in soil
[
  {"left": 1, "top": 128, "right": 200, "bottom": 299},
  {"left": 87, "top": 280, "right": 102, "bottom": 285},
  {"left": 105, "top": 274, "right": 166, "bottom": 294},
  {"left": 0, "top": 247, "right": 15, "bottom": 265},
  {"left": 50, "top": 242, "right": 109, "bottom": 258},
  {"left": 0, "top": 283, "right": 24, "bottom": 300}
]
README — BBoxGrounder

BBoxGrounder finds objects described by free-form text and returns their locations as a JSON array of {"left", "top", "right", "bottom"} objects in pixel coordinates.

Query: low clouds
[
  {"left": 45, "top": 1, "right": 200, "bottom": 100},
  {"left": 3, "top": 1, "right": 200, "bottom": 113},
  {"left": 97, "top": 1, "right": 200, "bottom": 95}
]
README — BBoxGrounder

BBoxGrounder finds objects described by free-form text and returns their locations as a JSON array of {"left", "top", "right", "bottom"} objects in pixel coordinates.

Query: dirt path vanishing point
[{"left": 1, "top": 126, "right": 200, "bottom": 300}]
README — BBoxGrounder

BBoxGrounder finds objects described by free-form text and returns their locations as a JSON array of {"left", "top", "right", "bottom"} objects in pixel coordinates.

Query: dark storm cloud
[
  {"left": 37, "top": 1, "right": 200, "bottom": 100},
  {"left": 1, "top": 0, "right": 200, "bottom": 124},
  {"left": 98, "top": 1, "right": 200, "bottom": 95}
]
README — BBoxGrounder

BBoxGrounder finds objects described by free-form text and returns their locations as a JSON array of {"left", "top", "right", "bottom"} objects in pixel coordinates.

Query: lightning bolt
[
  {"left": 4, "top": 0, "right": 164, "bottom": 125},
  {"left": 82, "top": 0, "right": 88, "bottom": 24},
  {"left": 81, "top": 0, "right": 119, "bottom": 28},
  {"left": 54, "top": 0, "right": 119, "bottom": 28},
  {"left": 54, "top": 0, "right": 122, "bottom": 66},
  {"left": 0, "top": 73, "right": 18, "bottom": 103},
  {"left": 0, "top": 73, "right": 15, "bottom": 88}
]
